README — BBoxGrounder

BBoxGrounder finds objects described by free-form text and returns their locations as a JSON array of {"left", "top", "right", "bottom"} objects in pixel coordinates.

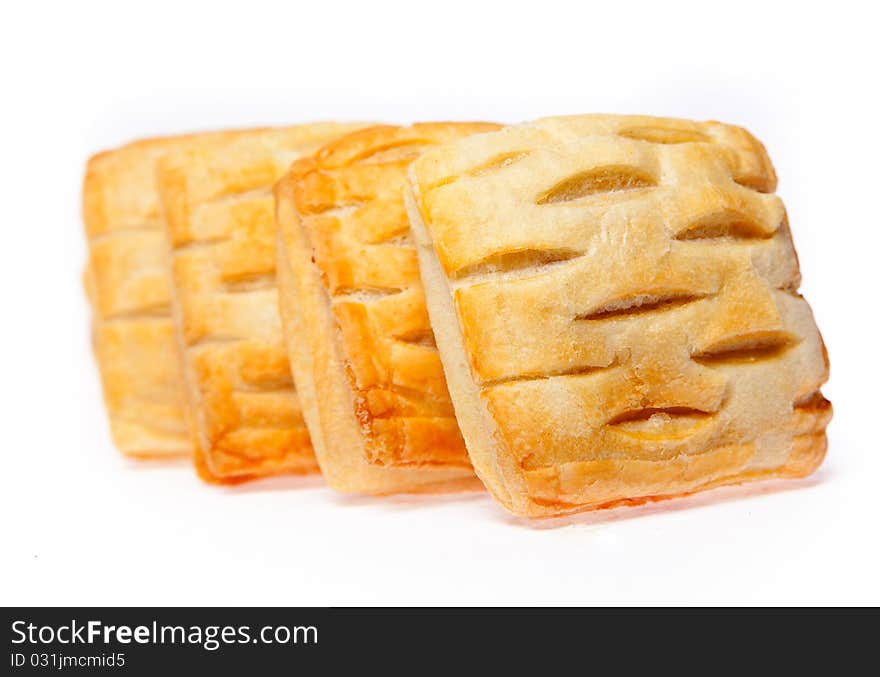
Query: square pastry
[
  {"left": 83, "top": 133, "right": 230, "bottom": 457},
  {"left": 274, "top": 123, "right": 497, "bottom": 493},
  {"left": 406, "top": 115, "right": 831, "bottom": 517},
  {"left": 157, "top": 123, "right": 363, "bottom": 482}
]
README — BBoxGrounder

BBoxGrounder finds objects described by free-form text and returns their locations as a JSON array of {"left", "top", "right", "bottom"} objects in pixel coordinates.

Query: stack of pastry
[{"left": 83, "top": 115, "right": 831, "bottom": 517}]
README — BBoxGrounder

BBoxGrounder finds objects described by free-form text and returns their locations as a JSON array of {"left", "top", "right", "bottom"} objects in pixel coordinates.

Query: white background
[{"left": 1, "top": 0, "right": 877, "bottom": 605}]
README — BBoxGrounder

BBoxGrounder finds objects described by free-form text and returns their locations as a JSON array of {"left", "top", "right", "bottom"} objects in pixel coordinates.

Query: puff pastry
[
  {"left": 157, "top": 123, "right": 363, "bottom": 481},
  {"left": 274, "top": 123, "right": 497, "bottom": 493},
  {"left": 83, "top": 133, "right": 232, "bottom": 457},
  {"left": 406, "top": 115, "right": 831, "bottom": 517}
]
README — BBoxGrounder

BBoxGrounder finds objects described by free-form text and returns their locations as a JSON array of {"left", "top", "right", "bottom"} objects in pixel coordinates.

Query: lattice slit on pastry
[
  {"left": 156, "top": 123, "right": 364, "bottom": 482},
  {"left": 405, "top": 114, "right": 831, "bottom": 517},
  {"left": 274, "top": 123, "right": 498, "bottom": 494}
]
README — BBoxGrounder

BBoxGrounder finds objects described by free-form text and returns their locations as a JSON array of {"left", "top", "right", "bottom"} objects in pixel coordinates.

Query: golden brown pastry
[
  {"left": 406, "top": 115, "right": 831, "bottom": 517},
  {"left": 274, "top": 123, "right": 498, "bottom": 493},
  {"left": 83, "top": 133, "right": 231, "bottom": 457},
  {"left": 157, "top": 123, "right": 363, "bottom": 482}
]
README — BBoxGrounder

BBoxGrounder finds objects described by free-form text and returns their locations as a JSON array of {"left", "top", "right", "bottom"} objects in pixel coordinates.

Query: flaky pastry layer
[
  {"left": 274, "top": 123, "right": 497, "bottom": 493},
  {"left": 157, "top": 123, "right": 364, "bottom": 481},
  {"left": 83, "top": 131, "right": 243, "bottom": 457},
  {"left": 407, "top": 115, "right": 831, "bottom": 516}
]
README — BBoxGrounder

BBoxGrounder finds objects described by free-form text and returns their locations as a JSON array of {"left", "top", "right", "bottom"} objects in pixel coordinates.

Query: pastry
[
  {"left": 83, "top": 133, "right": 231, "bottom": 457},
  {"left": 406, "top": 114, "right": 831, "bottom": 516},
  {"left": 157, "top": 123, "right": 363, "bottom": 481},
  {"left": 274, "top": 123, "right": 497, "bottom": 493}
]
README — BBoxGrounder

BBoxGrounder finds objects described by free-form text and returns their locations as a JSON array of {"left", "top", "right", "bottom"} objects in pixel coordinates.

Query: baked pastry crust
[
  {"left": 275, "top": 123, "right": 497, "bottom": 493},
  {"left": 407, "top": 115, "right": 831, "bottom": 516},
  {"left": 83, "top": 133, "right": 230, "bottom": 457},
  {"left": 157, "top": 124, "right": 363, "bottom": 481}
]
